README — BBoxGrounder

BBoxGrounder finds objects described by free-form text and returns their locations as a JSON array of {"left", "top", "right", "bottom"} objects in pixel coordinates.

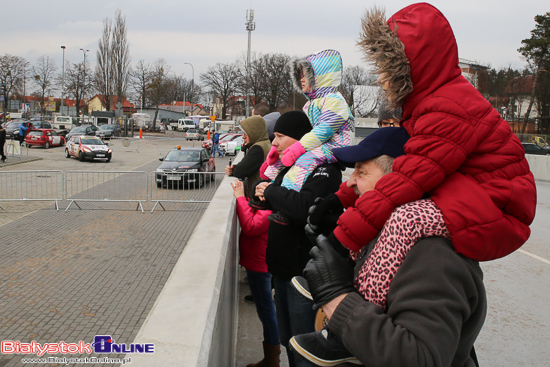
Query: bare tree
[
  {"left": 31, "top": 55, "right": 58, "bottom": 115},
  {"left": 339, "top": 65, "right": 379, "bottom": 117},
  {"left": 0, "top": 54, "right": 28, "bottom": 120},
  {"left": 94, "top": 9, "right": 130, "bottom": 113},
  {"left": 201, "top": 62, "right": 239, "bottom": 119},
  {"left": 129, "top": 60, "right": 152, "bottom": 109},
  {"left": 64, "top": 61, "right": 89, "bottom": 116},
  {"left": 148, "top": 59, "right": 171, "bottom": 129},
  {"left": 111, "top": 10, "right": 131, "bottom": 110}
]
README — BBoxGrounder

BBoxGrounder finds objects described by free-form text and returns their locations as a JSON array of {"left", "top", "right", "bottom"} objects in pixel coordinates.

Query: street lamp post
[
  {"left": 80, "top": 48, "right": 89, "bottom": 103},
  {"left": 60, "top": 46, "right": 66, "bottom": 115},
  {"left": 245, "top": 9, "right": 255, "bottom": 118},
  {"left": 184, "top": 62, "right": 194, "bottom": 114}
]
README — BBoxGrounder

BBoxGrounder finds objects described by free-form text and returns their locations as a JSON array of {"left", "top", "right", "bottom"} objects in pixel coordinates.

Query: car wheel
[
  {"left": 65, "top": 149, "right": 70, "bottom": 158},
  {"left": 79, "top": 152, "right": 84, "bottom": 162},
  {"left": 44, "top": 142, "right": 50, "bottom": 149}
]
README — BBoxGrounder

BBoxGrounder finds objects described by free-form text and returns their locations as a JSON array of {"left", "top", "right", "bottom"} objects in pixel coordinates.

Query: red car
[{"left": 25, "top": 129, "right": 65, "bottom": 148}]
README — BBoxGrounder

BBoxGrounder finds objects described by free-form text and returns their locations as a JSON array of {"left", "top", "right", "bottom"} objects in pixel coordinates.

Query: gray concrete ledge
[{"left": 129, "top": 157, "right": 241, "bottom": 366}]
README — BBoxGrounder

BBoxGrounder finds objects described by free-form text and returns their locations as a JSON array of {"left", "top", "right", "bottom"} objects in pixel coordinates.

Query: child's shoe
[
  {"left": 248, "top": 198, "right": 269, "bottom": 210},
  {"left": 291, "top": 276, "right": 313, "bottom": 301},
  {"left": 268, "top": 211, "right": 291, "bottom": 225},
  {"left": 289, "top": 328, "right": 360, "bottom": 366}
]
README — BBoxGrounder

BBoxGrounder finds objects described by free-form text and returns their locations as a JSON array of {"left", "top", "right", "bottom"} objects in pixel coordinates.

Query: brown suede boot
[{"left": 246, "top": 342, "right": 281, "bottom": 367}]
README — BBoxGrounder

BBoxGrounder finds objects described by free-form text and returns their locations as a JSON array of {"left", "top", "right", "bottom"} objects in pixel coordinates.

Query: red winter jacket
[
  {"left": 334, "top": 3, "right": 537, "bottom": 261},
  {"left": 235, "top": 196, "right": 270, "bottom": 273}
]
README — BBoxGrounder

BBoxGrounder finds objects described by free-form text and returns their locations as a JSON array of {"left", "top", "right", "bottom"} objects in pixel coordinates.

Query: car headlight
[
  {"left": 107, "top": 149, "right": 112, "bottom": 153},
  {"left": 156, "top": 168, "right": 163, "bottom": 172},
  {"left": 187, "top": 169, "right": 198, "bottom": 172},
  {"left": 81, "top": 146, "right": 91, "bottom": 152}
]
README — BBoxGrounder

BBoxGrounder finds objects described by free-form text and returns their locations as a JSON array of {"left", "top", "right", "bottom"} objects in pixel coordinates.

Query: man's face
[
  {"left": 272, "top": 132, "right": 298, "bottom": 157},
  {"left": 347, "top": 160, "right": 386, "bottom": 196}
]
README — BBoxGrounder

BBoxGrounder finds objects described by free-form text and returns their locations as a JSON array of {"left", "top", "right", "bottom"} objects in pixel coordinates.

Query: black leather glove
[
  {"left": 307, "top": 194, "right": 344, "bottom": 235},
  {"left": 303, "top": 234, "right": 355, "bottom": 309}
]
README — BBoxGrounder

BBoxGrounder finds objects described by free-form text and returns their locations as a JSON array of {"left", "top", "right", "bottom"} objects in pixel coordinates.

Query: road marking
[{"left": 518, "top": 249, "right": 550, "bottom": 265}]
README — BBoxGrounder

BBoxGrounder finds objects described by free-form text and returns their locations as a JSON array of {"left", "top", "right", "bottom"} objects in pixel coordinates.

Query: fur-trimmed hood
[
  {"left": 290, "top": 49, "right": 343, "bottom": 100},
  {"left": 358, "top": 3, "right": 462, "bottom": 119}
]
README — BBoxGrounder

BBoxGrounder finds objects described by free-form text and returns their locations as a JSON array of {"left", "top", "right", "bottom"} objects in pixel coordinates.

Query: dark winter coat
[
  {"left": 329, "top": 236, "right": 486, "bottom": 367},
  {"left": 264, "top": 163, "right": 342, "bottom": 280}
]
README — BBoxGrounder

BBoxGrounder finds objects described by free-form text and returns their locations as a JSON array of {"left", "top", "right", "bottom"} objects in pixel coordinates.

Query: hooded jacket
[
  {"left": 334, "top": 3, "right": 536, "bottom": 261},
  {"left": 290, "top": 49, "right": 354, "bottom": 153},
  {"left": 232, "top": 116, "right": 271, "bottom": 197}
]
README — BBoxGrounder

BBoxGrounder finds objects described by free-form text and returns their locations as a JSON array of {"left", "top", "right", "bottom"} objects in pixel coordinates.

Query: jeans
[
  {"left": 212, "top": 143, "right": 224, "bottom": 157},
  {"left": 273, "top": 275, "right": 317, "bottom": 367},
  {"left": 246, "top": 269, "right": 279, "bottom": 346}
]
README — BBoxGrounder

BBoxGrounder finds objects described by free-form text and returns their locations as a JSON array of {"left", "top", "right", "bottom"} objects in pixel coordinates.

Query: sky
[{"left": 1, "top": 0, "right": 548, "bottom": 93}]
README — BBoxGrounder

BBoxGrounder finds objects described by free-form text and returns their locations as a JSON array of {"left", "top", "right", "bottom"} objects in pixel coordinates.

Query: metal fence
[
  {"left": 0, "top": 170, "right": 222, "bottom": 212},
  {"left": 0, "top": 170, "right": 64, "bottom": 210},
  {"left": 65, "top": 170, "right": 149, "bottom": 212},
  {"left": 149, "top": 172, "right": 225, "bottom": 213}
]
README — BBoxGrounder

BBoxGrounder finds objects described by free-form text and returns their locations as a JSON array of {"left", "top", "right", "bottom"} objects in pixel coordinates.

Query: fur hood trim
[{"left": 357, "top": 7, "right": 412, "bottom": 109}]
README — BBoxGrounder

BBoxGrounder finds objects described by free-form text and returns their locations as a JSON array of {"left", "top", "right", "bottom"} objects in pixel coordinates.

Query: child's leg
[
  {"left": 354, "top": 199, "right": 450, "bottom": 309},
  {"left": 281, "top": 147, "right": 332, "bottom": 191}
]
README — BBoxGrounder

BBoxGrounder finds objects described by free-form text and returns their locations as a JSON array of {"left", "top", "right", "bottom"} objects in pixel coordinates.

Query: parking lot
[{"left": 0, "top": 133, "right": 233, "bottom": 367}]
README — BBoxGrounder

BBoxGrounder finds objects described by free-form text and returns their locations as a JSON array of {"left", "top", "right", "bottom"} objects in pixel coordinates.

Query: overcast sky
[{"left": 2, "top": 0, "right": 548, "bottom": 89}]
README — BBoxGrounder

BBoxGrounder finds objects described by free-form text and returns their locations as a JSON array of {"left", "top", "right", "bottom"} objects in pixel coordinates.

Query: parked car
[
  {"left": 5, "top": 121, "right": 24, "bottom": 139},
  {"left": 65, "top": 125, "right": 98, "bottom": 141},
  {"left": 65, "top": 135, "right": 112, "bottom": 162},
  {"left": 219, "top": 135, "right": 244, "bottom": 156},
  {"left": 95, "top": 124, "right": 122, "bottom": 139},
  {"left": 24, "top": 129, "right": 65, "bottom": 148},
  {"left": 522, "top": 142, "right": 550, "bottom": 156},
  {"left": 155, "top": 146, "right": 215, "bottom": 189},
  {"left": 29, "top": 120, "right": 52, "bottom": 130},
  {"left": 184, "top": 128, "right": 204, "bottom": 141}
]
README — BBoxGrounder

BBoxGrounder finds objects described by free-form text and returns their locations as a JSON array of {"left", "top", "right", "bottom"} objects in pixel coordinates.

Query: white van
[
  {"left": 53, "top": 115, "right": 74, "bottom": 129},
  {"left": 177, "top": 119, "right": 195, "bottom": 132}
]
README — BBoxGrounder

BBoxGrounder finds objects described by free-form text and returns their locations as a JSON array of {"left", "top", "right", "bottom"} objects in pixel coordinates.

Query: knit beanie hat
[
  {"left": 274, "top": 111, "right": 312, "bottom": 141},
  {"left": 377, "top": 99, "right": 402, "bottom": 125}
]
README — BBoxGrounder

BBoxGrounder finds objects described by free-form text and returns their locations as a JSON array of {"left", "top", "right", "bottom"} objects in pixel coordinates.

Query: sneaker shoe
[
  {"left": 268, "top": 212, "right": 291, "bottom": 225},
  {"left": 289, "top": 328, "right": 361, "bottom": 366},
  {"left": 248, "top": 199, "right": 268, "bottom": 210},
  {"left": 291, "top": 276, "right": 313, "bottom": 301},
  {"left": 244, "top": 294, "right": 255, "bottom": 304}
]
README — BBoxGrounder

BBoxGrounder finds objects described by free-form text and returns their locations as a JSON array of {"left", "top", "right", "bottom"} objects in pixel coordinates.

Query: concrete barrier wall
[
  {"left": 130, "top": 163, "right": 241, "bottom": 366},
  {"left": 525, "top": 154, "right": 550, "bottom": 182}
]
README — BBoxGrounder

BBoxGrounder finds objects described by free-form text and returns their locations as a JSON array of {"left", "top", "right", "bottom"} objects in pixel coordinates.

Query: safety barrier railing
[
  {"left": 0, "top": 170, "right": 64, "bottom": 211},
  {"left": 0, "top": 169, "right": 223, "bottom": 212},
  {"left": 65, "top": 170, "right": 149, "bottom": 212},
  {"left": 149, "top": 171, "right": 225, "bottom": 213}
]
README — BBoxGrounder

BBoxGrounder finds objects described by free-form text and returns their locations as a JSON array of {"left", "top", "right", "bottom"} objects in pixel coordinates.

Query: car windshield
[
  {"left": 7, "top": 122, "right": 20, "bottom": 128},
  {"left": 100, "top": 125, "right": 115, "bottom": 130},
  {"left": 81, "top": 138, "right": 104, "bottom": 145},
  {"left": 187, "top": 129, "right": 197, "bottom": 133},
  {"left": 164, "top": 150, "right": 200, "bottom": 162},
  {"left": 71, "top": 126, "right": 87, "bottom": 133},
  {"left": 28, "top": 131, "right": 43, "bottom": 136}
]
